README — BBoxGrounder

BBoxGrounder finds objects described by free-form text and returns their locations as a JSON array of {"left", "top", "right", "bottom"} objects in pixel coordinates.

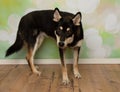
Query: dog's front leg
[
  {"left": 73, "top": 47, "right": 81, "bottom": 78},
  {"left": 59, "top": 48, "right": 70, "bottom": 85}
]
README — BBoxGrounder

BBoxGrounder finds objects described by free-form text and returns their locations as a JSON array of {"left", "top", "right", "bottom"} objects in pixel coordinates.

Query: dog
[{"left": 5, "top": 8, "right": 84, "bottom": 85}]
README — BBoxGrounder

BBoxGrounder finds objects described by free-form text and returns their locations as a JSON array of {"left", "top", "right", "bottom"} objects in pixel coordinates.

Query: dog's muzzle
[{"left": 58, "top": 41, "right": 65, "bottom": 47}]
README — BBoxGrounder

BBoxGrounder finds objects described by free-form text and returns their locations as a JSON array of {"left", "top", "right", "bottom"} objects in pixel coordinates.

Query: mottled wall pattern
[{"left": 0, "top": 0, "right": 120, "bottom": 59}]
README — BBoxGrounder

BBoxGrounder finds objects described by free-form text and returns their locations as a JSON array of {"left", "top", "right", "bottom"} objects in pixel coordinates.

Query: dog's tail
[{"left": 5, "top": 31, "right": 23, "bottom": 57}]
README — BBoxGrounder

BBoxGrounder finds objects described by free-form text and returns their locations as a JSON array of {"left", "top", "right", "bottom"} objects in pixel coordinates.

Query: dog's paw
[
  {"left": 62, "top": 78, "right": 70, "bottom": 85},
  {"left": 35, "top": 65, "right": 40, "bottom": 70},
  {"left": 74, "top": 72, "right": 82, "bottom": 79},
  {"left": 33, "top": 70, "right": 41, "bottom": 76}
]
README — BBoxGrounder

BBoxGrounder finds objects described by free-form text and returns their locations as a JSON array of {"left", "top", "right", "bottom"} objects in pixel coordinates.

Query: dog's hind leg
[
  {"left": 59, "top": 48, "right": 70, "bottom": 85},
  {"left": 26, "top": 46, "right": 41, "bottom": 75},
  {"left": 26, "top": 33, "right": 44, "bottom": 76},
  {"left": 73, "top": 47, "right": 81, "bottom": 78}
]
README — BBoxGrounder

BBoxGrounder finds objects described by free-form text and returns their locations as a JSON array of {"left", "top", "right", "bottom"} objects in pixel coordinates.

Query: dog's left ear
[
  {"left": 72, "top": 12, "right": 82, "bottom": 26},
  {"left": 53, "top": 8, "right": 62, "bottom": 22}
]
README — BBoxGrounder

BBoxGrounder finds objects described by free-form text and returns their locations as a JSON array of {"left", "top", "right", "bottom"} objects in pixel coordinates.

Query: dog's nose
[{"left": 59, "top": 42, "right": 64, "bottom": 47}]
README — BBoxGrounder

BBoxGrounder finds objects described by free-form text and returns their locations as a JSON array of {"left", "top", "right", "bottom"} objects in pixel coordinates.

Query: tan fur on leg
[
  {"left": 26, "top": 48, "right": 41, "bottom": 76},
  {"left": 62, "top": 65, "right": 70, "bottom": 85},
  {"left": 73, "top": 47, "right": 81, "bottom": 78}
]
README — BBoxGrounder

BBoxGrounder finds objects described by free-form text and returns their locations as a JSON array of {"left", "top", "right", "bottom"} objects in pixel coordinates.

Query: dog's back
[{"left": 19, "top": 10, "right": 74, "bottom": 39}]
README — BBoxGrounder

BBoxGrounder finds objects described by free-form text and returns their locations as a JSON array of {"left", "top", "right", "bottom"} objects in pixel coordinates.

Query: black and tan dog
[{"left": 5, "top": 8, "right": 84, "bottom": 85}]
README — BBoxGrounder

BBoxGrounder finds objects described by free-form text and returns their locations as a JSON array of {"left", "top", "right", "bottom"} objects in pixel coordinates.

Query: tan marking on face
[
  {"left": 55, "top": 31, "right": 60, "bottom": 46},
  {"left": 66, "top": 27, "right": 70, "bottom": 31},
  {"left": 59, "top": 26, "right": 63, "bottom": 30},
  {"left": 64, "top": 35, "right": 74, "bottom": 47}
]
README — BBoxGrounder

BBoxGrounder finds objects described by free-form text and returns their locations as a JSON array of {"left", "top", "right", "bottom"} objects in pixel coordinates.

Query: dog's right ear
[
  {"left": 53, "top": 8, "right": 62, "bottom": 22},
  {"left": 72, "top": 12, "right": 82, "bottom": 26}
]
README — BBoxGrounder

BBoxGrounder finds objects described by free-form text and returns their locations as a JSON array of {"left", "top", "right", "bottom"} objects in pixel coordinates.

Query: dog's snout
[{"left": 59, "top": 41, "right": 64, "bottom": 47}]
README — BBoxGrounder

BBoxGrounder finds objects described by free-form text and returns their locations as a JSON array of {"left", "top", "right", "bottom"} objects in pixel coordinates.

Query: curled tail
[{"left": 5, "top": 32, "right": 23, "bottom": 57}]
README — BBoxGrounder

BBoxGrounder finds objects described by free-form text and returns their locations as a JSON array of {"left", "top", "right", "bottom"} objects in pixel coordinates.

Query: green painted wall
[{"left": 0, "top": 0, "right": 120, "bottom": 59}]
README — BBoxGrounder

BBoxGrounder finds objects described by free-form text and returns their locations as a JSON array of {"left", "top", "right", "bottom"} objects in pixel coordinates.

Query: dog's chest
[
  {"left": 74, "top": 40, "right": 83, "bottom": 47},
  {"left": 68, "top": 39, "right": 83, "bottom": 48}
]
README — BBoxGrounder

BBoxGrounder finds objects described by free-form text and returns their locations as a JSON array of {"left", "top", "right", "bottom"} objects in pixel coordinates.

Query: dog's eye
[
  {"left": 56, "top": 26, "right": 63, "bottom": 35},
  {"left": 59, "top": 26, "right": 63, "bottom": 30},
  {"left": 66, "top": 28, "right": 71, "bottom": 34},
  {"left": 66, "top": 28, "right": 70, "bottom": 32}
]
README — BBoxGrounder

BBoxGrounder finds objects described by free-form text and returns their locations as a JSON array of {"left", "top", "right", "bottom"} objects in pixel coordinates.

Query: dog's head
[{"left": 53, "top": 8, "right": 82, "bottom": 49}]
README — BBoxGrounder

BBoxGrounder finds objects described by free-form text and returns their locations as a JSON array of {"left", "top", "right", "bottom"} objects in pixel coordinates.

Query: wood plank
[
  {"left": 49, "top": 65, "right": 61, "bottom": 92},
  {"left": 68, "top": 64, "right": 80, "bottom": 92},
  {"left": 0, "top": 65, "right": 16, "bottom": 71},
  {"left": 102, "top": 65, "right": 120, "bottom": 92},
  {"left": 0, "top": 65, "right": 17, "bottom": 81},
  {"left": 89, "top": 65, "right": 115, "bottom": 92},
  {"left": 0, "top": 71, "right": 9, "bottom": 81},
  {"left": 50, "top": 64, "right": 74, "bottom": 92},
  {"left": 0, "top": 65, "right": 30, "bottom": 92},
  {"left": 9, "top": 65, "right": 32, "bottom": 92},
  {"left": 0, "top": 64, "right": 119, "bottom": 92},
  {"left": 79, "top": 65, "right": 95, "bottom": 92},
  {"left": 58, "top": 86, "right": 73, "bottom": 92},
  {"left": 22, "top": 65, "right": 53, "bottom": 92},
  {"left": 57, "top": 65, "right": 73, "bottom": 92},
  {"left": 70, "top": 73, "right": 80, "bottom": 92}
]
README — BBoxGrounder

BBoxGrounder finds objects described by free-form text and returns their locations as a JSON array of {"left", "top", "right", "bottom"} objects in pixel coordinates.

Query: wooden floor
[{"left": 0, "top": 64, "right": 120, "bottom": 92}]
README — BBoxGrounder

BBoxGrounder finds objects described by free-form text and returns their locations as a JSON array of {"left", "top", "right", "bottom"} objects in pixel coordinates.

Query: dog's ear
[
  {"left": 53, "top": 8, "right": 62, "bottom": 22},
  {"left": 72, "top": 12, "right": 81, "bottom": 26}
]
